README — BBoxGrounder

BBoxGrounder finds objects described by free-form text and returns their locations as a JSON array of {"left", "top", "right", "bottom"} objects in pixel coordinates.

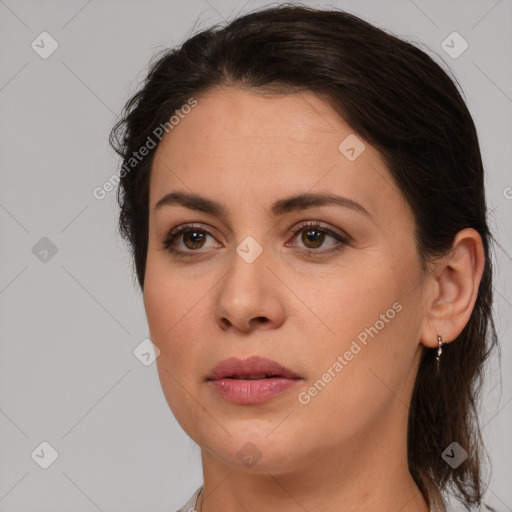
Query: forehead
[
  {"left": 148, "top": 87, "right": 404, "bottom": 222},
  {"left": 153, "top": 87, "right": 349, "bottom": 159}
]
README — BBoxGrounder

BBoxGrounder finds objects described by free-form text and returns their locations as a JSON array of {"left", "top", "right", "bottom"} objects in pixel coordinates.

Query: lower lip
[{"left": 208, "top": 377, "right": 301, "bottom": 404}]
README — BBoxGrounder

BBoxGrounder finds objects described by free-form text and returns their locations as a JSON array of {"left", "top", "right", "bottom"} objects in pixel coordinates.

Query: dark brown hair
[{"left": 110, "top": 4, "right": 498, "bottom": 509}]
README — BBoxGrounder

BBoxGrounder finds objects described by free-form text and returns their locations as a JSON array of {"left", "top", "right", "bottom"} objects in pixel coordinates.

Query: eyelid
[
  {"left": 162, "top": 220, "right": 352, "bottom": 256},
  {"left": 162, "top": 223, "right": 220, "bottom": 253},
  {"left": 166, "top": 222, "right": 216, "bottom": 238},
  {"left": 288, "top": 220, "right": 351, "bottom": 242}
]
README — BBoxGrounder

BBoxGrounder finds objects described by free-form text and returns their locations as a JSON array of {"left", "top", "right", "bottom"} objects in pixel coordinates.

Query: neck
[{"left": 198, "top": 403, "right": 430, "bottom": 512}]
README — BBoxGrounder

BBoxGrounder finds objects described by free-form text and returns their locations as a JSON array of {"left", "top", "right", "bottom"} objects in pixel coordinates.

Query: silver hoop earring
[{"left": 436, "top": 335, "right": 443, "bottom": 374}]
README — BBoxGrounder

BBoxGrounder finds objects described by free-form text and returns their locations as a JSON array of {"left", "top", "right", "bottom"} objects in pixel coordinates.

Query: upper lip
[{"left": 207, "top": 355, "right": 300, "bottom": 380}]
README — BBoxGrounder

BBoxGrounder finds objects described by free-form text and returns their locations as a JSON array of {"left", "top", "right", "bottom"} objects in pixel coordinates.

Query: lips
[
  {"left": 206, "top": 356, "right": 302, "bottom": 405},
  {"left": 207, "top": 355, "right": 300, "bottom": 381}
]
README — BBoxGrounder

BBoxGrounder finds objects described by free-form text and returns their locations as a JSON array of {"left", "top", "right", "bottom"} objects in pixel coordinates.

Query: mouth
[
  {"left": 206, "top": 356, "right": 302, "bottom": 405},
  {"left": 224, "top": 374, "right": 284, "bottom": 380},
  {"left": 206, "top": 355, "right": 300, "bottom": 381}
]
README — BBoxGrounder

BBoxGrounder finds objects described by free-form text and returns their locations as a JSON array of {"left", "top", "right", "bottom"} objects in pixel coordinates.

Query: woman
[{"left": 110, "top": 4, "right": 498, "bottom": 511}]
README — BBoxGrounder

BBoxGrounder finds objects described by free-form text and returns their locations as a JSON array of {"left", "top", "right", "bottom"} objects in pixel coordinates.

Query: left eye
[
  {"left": 162, "top": 222, "right": 350, "bottom": 257},
  {"left": 286, "top": 222, "right": 350, "bottom": 255}
]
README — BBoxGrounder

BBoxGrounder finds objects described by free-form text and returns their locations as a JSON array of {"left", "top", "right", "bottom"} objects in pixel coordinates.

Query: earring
[{"left": 436, "top": 335, "right": 443, "bottom": 374}]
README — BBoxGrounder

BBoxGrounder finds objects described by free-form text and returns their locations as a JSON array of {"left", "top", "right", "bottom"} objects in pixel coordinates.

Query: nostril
[{"left": 220, "top": 318, "right": 232, "bottom": 329}]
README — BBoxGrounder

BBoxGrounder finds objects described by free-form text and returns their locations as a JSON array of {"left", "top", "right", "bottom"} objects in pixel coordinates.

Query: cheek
[
  {"left": 144, "top": 265, "right": 211, "bottom": 440},
  {"left": 143, "top": 257, "right": 200, "bottom": 365},
  {"left": 296, "top": 257, "right": 402, "bottom": 342},
  {"left": 143, "top": 253, "right": 222, "bottom": 385},
  {"left": 291, "top": 255, "right": 422, "bottom": 412},
  {"left": 291, "top": 304, "right": 421, "bottom": 447}
]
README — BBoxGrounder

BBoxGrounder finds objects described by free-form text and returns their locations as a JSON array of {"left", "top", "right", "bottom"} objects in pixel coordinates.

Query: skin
[{"left": 143, "top": 87, "right": 484, "bottom": 512}]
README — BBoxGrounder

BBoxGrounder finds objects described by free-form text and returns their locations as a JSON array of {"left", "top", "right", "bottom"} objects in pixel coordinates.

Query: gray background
[{"left": 0, "top": 0, "right": 510, "bottom": 510}]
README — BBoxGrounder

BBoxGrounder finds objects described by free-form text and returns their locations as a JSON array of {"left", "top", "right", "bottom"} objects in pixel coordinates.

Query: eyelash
[{"left": 161, "top": 221, "right": 351, "bottom": 258}]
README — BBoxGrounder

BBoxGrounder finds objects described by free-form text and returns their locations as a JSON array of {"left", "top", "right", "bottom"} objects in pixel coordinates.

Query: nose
[{"left": 213, "top": 247, "right": 286, "bottom": 333}]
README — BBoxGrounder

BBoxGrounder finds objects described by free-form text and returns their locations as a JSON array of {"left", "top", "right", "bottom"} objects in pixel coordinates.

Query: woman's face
[{"left": 144, "top": 87, "right": 429, "bottom": 474}]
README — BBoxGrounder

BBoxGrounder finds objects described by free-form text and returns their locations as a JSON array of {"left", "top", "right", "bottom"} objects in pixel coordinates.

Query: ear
[{"left": 420, "top": 228, "right": 485, "bottom": 348}]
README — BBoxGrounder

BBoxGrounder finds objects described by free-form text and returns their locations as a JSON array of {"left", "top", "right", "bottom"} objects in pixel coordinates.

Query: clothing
[{"left": 176, "top": 485, "right": 203, "bottom": 512}]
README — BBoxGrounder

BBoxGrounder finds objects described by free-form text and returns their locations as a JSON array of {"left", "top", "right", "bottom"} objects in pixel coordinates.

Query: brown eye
[
  {"left": 287, "top": 221, "right": 351, "bottom": 256},
  {"left": 162, "top": 221, "right": 350, "bottom": 258},
  {"left": 301, "top": 229, "right": 326, "bottom": 249},
  {"left": 182, "top": 230, "right": 207, "bottom": 250},
  {"left": 162, "top": 224, "right": 220, "bottom": 256}
]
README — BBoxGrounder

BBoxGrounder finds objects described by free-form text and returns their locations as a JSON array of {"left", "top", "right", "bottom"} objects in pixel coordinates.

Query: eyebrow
[{"left": 154, "top": 191, "right": 371, "bottom": 218}]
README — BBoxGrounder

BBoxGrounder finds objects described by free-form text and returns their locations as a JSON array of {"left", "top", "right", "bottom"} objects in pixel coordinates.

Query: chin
[{"left": 200, "top": 425, "right": 307, "bottom": 473}]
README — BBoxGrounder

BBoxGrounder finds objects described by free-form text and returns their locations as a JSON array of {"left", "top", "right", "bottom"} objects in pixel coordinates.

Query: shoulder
[{"left": 175, "top": 485, "right": 203, "bottom": 512}]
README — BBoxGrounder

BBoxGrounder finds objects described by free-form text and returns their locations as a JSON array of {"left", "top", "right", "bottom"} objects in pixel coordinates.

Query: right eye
[{"left": 162, "top": 224, "right": 222, "bottom": 257}]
